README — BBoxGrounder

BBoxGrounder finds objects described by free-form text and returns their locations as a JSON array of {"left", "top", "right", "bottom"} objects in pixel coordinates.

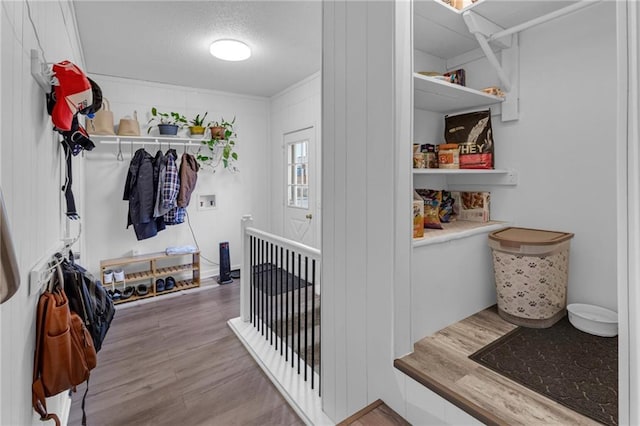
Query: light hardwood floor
[
  {"left": 337, "top": 400, "right": 410, "bottom": 426},
  {"left": 394, "top": 306, "right": 600, "bottom": 426},
  {"left": 69, "top": 279, "right": 303, "bottom": 426}
]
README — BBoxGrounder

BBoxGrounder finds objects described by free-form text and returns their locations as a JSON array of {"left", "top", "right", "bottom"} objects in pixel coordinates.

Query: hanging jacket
[
  {"left": 123, "top": 149, "right": 158, "bottom": 240},
  {"left": 177, "top": 153, "right": 199, "bottom": 207},
  {"left": 153, "top": 151, "right": 169, "bottom": 218},
  {"left": 164, "top": 205, "right": 186, "bottom": 225},
  {"left": 162, "top": 150, "right": 179, "bottom": 211},
  {"left": 151, "top": 150, "right": 166, "bottom": 233},
  {"left": 163, "top": 150, "right": 183, "bottom": 225}
]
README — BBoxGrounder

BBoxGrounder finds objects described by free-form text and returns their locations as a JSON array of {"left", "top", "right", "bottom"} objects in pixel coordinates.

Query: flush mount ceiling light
[{"left": 209, "top": 39, "right": 251, "bottom": 61}]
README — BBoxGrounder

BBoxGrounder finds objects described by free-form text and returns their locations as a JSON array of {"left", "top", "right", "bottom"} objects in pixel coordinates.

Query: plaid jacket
[
  {"left": 162, "top": 150, "right": 179, "bottom": 210},
  {"left": 164, "top": 206, "right": 185, "bottom": 225}
]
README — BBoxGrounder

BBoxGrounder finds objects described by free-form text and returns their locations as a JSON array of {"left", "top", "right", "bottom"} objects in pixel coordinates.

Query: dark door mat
[
  {"left": 469, "top": 316, "right": 618, "bottom": 425},
  {"left": 251, "top": 263, "right": 312, "bottom": 295}
]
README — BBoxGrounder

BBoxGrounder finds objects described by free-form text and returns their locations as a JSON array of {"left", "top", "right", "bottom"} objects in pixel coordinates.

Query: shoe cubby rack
[{"left": 100, "top": 250, "right": 200, "bottom": 305}]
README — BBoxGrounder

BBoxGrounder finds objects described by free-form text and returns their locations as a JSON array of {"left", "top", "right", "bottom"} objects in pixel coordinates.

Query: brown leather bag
[{"left": 32, "top": 265, "right": 97, "bottom": 426}]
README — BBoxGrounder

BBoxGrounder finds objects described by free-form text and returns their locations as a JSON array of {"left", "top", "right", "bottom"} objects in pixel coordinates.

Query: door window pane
[{"left": 287, "top": 140, "right": 309, "bottom": 208}]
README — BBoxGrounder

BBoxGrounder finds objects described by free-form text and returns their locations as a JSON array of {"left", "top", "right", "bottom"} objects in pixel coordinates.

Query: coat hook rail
[
  {"left": 99, "top": 138, "right": 201, "bottom": 147},
  {"left": 29, "top": 222, "right": 82, "bottom": 296},
  {"left": 30, "top": 49, "right": 51, "bottom": 94},
  {"left": 29, "top": 242, "right": 66, "bottom": 296}
]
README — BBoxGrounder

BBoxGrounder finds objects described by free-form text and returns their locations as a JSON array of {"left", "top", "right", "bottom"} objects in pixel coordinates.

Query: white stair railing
[{"left": 240, "top": 215, "right": 322, "bottom": 392}]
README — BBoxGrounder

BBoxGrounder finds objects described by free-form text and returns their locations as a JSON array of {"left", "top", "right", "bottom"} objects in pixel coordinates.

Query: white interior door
[{"left": 284, "top": 127, "right": 316, "bottom": 247}]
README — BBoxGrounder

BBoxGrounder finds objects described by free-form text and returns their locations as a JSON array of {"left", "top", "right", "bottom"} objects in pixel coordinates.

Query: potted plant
[
  {"left": 197, "top": 116, "right": 239, "bottom": 171},
  {"left": 208, "top": 117, "right": 235, "bottom": 140},
  {"left": 188, "top": 112, "right": 208, "bottom": 136},
  {"left": 147, "top": 107, "right": 187, "bottom": 135}
]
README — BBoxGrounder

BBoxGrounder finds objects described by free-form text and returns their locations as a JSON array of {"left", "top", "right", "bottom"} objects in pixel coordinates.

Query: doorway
[{"left": 283, "top": 127, "right": 317, "bottom": 248}]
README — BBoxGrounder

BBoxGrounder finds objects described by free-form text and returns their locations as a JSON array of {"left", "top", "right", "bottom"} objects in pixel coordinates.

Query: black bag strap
[
  {"left": 61, "top": 141, "right": 79, "bottom": 220},
  {"left": 81, "top": 378, "right": 90, "bottom": 426}
]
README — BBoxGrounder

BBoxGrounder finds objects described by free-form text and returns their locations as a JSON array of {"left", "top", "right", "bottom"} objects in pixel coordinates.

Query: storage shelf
[
  {"left": 413, "top": 168, "right": 509, "bottom": 175},
  {"left": 468, "top": 0, "right": 581, "bottom": 30},
  {"left": 101, "top": 251, "right": 200, "bottom": 305},
  {"left": 112, "top": 279, "right": 199, "bottom": 305},
  {"left": 154, "top": 279, "right": 200, "bottom": 296},
  {"left": 414, "top": 73, "right": 503, "bottom": 113},
  {"left": 413, "top": 221, "right": 510, "bottom": 247},
  {"left": 155, "top": 263, "right": 197, "bottom": 277},
  {"left": 112, "top": 289, "right": 155, "bottom": 305},
  {"left": 414, "top": 0, "right": 587, "bottom": 60},
  {"left": 413, "top": 168, "right": 518, "bottom": 186},
  {"left": 101, "top": 250, "right": 199, "bottom": 267},
  {"left": 96, "top": 134, "right": 208, "bottom": 146},
  {"left": 124, "top": 270, "right": 154, "bottom": 283}
]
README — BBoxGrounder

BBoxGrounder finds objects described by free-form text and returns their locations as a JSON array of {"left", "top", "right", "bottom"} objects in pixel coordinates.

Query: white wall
[
  {"left": 322, "top": 1, "right": 408, "bottom": 421},
  {"left": 269, "top": 72, "right": 321, "bottom": 247},
  {"left": 0, "top": 1, "right": 85, "bottom": 424},
  {"left": 81, "top": 75, "right": 270, "bottom": 278},
  {"left": 493, "top": 2, "right": 618, "bottom": 310},
  {"left": 623, "top": 1, "right": 640, "bottom": 421}
]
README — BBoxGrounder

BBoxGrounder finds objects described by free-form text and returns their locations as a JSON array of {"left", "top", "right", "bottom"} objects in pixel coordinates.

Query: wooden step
[
  {"left": 393, "top": 306, "right": 600, "bottom": 426},
  {"left": 337, "top": 399, "right": 409, "bottom": 426}
]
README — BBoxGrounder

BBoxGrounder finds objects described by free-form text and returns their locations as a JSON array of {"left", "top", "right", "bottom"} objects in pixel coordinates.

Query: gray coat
[{"left": 123, "top": 148, "right": 158, "bottom": 240}]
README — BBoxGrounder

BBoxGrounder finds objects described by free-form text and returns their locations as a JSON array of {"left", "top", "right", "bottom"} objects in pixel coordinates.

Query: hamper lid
[{"left": 489, "top": 227, "right": 574, "bottom": 246}]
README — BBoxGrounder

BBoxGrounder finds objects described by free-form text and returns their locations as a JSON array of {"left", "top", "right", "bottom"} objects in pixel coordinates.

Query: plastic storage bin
[{"left": 488, "top": 227, "right": 574, "bottom": 328}]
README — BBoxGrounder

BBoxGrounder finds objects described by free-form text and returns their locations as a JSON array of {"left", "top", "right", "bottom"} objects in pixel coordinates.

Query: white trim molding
[
  {"left": 228, "top": 318, "right": 332, "bottom": 425},
  {"left": 626, "top": 0, "right": 640, "bottom": 423}
]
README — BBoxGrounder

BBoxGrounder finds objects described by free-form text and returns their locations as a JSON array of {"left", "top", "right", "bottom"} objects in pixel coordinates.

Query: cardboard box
[{"left": 452, "top": 191, "right": 490, "bottom": 223}]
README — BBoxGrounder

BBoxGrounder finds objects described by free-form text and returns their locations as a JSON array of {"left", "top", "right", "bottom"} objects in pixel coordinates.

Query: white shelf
[
  {"left": 95, "top": 134, "right": 208, "bottom": 146},
  {"left": 413, "top": 73, "right": 503, "bottom": 113},
  {"left": 468, "top": 0, "right": 581, "bottom": 30},
  {"left": 413, "top": 168, "right": 518, "bottom": 186},
  {"left": 413, "top": 0, "right": 587, "bottom": 60},
  {"left": 413, "top": 168, "right": 509, "bottom": 175},
  {"left": 413, "top": 220, "right": 510, "bottom": 247}
]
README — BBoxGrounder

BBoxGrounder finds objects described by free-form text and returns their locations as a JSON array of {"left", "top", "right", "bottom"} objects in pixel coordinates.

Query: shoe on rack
[
  {"left": 108, "top": 288, "right": 122, "bottom": 301},
  {"left": 155, "top": 278, "right": 165, "bottom": 292},
  {"left": 121, "top": 286, "right": 135, "bottom": 300},
  {"left": 136, "top": 284, "right": 149, "bottom": 296},
  {"left": 164, "top": 276, "right": 176, "bottom": 291}
]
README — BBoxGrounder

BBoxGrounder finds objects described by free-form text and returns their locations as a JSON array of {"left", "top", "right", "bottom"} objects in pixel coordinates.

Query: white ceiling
[{"left": 73, "top": 1, "right": 322, "bottom": 98}]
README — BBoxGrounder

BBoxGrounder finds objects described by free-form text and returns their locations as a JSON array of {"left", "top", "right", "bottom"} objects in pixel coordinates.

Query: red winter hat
[{"left": 51, "top": 61, "right": 92, "bottom": 131}]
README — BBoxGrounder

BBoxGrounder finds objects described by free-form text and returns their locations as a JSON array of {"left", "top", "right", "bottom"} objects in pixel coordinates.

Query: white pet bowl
[{"left": 567, "top": 303, "right": 618, "bottom": 337}]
